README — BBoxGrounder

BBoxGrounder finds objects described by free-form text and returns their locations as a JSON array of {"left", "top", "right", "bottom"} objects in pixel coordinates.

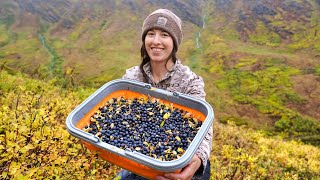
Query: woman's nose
[{"left": 152, "top": 34, "right": 161, "bottom": 44}]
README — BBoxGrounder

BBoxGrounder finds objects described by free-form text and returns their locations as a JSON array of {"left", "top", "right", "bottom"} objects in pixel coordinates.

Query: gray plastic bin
[{"left": 66, "top": 79, "right": 214, "bottom": 179}]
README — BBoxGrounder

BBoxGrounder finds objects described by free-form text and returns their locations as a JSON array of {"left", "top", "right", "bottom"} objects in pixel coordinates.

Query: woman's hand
[{"left": 156, "top": 155, "right": 202, "bottom": 180}]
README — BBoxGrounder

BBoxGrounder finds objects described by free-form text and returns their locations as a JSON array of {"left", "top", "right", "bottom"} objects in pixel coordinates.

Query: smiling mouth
[{"left": 151, "top": 48, "right": 163, "bottom": 52}]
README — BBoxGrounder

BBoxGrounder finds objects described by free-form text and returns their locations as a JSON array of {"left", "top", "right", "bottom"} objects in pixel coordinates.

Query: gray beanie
[{"left": 142, "top": 9, "right": 183, "bottom": 50}]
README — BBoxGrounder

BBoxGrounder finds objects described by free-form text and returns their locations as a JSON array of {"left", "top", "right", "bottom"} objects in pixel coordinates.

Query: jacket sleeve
[
  {"left": 185, "top": 76, "right": 213, "bottom": 175},
  {"left": 122, "top": 66, "right": 144, "bottom": 81}
]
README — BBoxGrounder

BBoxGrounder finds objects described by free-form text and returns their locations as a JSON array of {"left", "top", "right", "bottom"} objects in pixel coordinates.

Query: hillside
[
  {"left": 1, "top": 0, "right": 320, "bottom": 142},
  {"left": 193, "top": 0, "right": 320, "bottom": 145},
  {"left": 0, "top": 0, "right": 204, "bottom": 85},
  {"left": 0, "top": 0, "right": 320, "bottom": 177},
  {"left": 0, "top": 71, "right": 319, "bottom": 179}
]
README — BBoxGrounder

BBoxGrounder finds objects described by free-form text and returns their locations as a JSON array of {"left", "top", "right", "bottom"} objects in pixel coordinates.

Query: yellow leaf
[
  {"left": 16, "top": 174, "right": 28, "bottom": 180},
  {"left": 177, "top": 148, "right": 184, "bottom": 153},
  {"left": 160, "top": 120, "right": 165, "bottom": 128},
  {"left": 6, "top": 140, "right": 15, "bottom": 148},
  {"left": 19, "top": 85, "right": 26, "bottom": 91},
  {"left": 172, "top": 150, "right": 177, "bottom": 155},
  {"left": 163, "top": 112, "right": 170, "bottom": 119},
  {"left": 175, "top": 136, "right": 181, "bottom": 142},
  {"left": 192, "top": 118, "right": 198, "bottom": 126},
  {"left": 9, "top": 161, "right": 21, "bottom": 175},
  {"left": 65, "top": 67, "right": 73, "bottom": 75},
  {"left": 91, "top": 169, "right": 97, "bottom": 175},
  {"left": 110, "top": 123, "right": 114, "bottom": 129},
  {"left": 183, "top": 112, "right": 192, "bottom": 118},
  {"left": 19, "top": 144, "right": 34, "bottom": 154},
  {"left": 27, "top": 168, "right": 39, "bottom": 178},
  {"left": 60, "top": 156, "right": 68, "bottom": 163},
  {"left": 19, "top": 126, "right": 29, "bottom": 135},
  {"left": 108, "top": 98, "right": 114, "bottom": 104},
  {"left": 32, "top": 119, "right": 40, "bottom": 129},
  {"left": 1, "top": 172, "right": 8, "bottom": 178}
]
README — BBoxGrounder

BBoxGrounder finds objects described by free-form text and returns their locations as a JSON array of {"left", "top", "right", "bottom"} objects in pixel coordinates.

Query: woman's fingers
[{"left": 156, "top": 155, "right": 202, "bottom": 180}]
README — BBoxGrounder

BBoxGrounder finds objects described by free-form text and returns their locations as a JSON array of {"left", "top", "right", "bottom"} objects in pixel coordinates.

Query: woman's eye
[
  {"left": 162, "top": 33, "right": 169, "bottom": 37},
  {"left": 147, "top": 32, "right": 155, "bottom": 36}
]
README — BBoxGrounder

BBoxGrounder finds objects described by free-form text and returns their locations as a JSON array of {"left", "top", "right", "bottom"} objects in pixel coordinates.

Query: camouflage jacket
[{"left": 122, "top": 59, "right": 213, "bottom": 175}]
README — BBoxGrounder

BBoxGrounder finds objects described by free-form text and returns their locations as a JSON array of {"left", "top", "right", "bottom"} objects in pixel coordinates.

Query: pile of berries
[{"left": 83, "top": 96, "right": 202, "bottom": 161}]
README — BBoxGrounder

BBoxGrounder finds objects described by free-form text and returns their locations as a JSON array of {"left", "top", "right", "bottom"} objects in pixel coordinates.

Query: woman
[{"left": 121, "top": 9, "right": 213, "bottom": 180}]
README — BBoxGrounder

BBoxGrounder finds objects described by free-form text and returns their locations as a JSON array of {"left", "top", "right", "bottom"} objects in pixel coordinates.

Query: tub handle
[
  {"left": 173, "top": 92, "right": 179, "bottom": 97},
  {"left": 75, "top": 131, "right": 100, "bottom": 143},
  {"left": 145, "top": 84, "right": 151, "bottom": 89}
]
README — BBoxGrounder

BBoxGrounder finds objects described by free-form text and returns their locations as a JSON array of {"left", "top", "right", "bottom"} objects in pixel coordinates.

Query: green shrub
[{"left": 274, "top": 116, "right": 319, "bottom": 134}]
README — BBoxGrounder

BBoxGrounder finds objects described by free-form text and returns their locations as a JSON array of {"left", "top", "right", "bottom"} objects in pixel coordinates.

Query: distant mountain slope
[
  {"left": 0, "top": 0, "right": 205, "bottom": 84},
  {"left": 195, "top": 0, "right": 320, "bottom": 145},
  {"left": 11, "top": 0, "right": 203, "bottom": 28},
  {"left": 1, "top": 0, "right": 318, "bottom": 77},
  {"left": 205, "top": 0, "right": 320, "bottom": 49}
]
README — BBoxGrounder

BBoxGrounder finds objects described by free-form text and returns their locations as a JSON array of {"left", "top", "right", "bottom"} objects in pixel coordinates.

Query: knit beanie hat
[{"left": 142, "top": 9, "right": 183, "bottom": 50}]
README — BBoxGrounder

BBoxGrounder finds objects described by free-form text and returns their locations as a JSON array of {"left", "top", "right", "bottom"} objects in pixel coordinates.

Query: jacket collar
[{"left": 143, "top": 59, "right": 180, "bottom": 84}]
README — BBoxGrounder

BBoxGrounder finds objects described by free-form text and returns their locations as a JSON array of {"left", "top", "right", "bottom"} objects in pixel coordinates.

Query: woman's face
[{"left": 145, "top": 29, "right": 174, "bottom": 63}]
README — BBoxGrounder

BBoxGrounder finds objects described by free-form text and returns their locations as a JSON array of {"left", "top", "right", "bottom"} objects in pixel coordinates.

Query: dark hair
[{"left": 139, "top": 35, "right": 178, "bottom": 83}]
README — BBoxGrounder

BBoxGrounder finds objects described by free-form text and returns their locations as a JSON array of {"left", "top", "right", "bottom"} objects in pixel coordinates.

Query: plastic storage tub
[{"left": 66, "top": 79, "right": 214, "bottom": 179}]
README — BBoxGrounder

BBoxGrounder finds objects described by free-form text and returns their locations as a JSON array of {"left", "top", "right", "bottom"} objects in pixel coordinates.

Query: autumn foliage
[
  {"left": 1, "top": 71, "right": 320, "bottom": 179},
  {"left": 0, "top": 71, "right": 119, "bottom": 179},
  {"left": 212, "top": 122, "right": 320, "bottom": 179}
]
